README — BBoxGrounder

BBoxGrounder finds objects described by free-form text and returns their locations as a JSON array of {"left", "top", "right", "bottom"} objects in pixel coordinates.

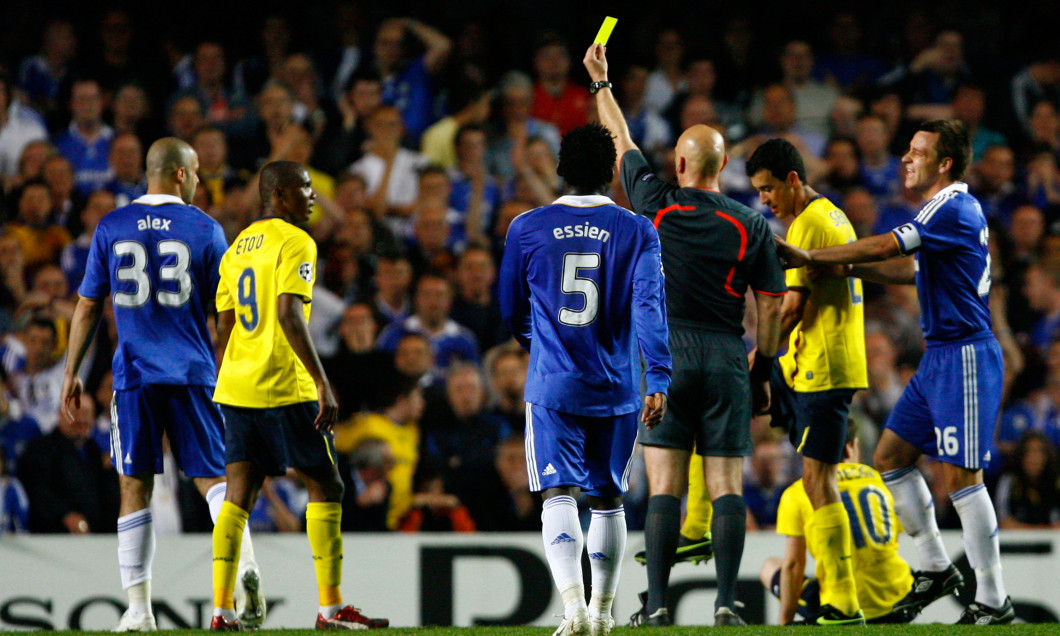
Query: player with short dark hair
[
  {"left": 61, "top": 137, "right": 264, "bottom": 631},
  {"left": 209, "top": 160, "right": 388, "bottom": 631},
  {"left": 585, "top": 44, "right": 786, "bottom": 627},
  {"left": 777, "top": 119, "right": 1013, "bottom": 624},
  {"left": 746, "top": 138, "right": 868, "bottom": 625},
  {"left": 499, "top": 122, "right": 671, "bottom": 636}
]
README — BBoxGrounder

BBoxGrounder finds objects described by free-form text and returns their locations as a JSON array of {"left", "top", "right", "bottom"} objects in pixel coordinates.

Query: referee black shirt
[{"left": 620, "top": 149, "right": 786, "bottom": 335}]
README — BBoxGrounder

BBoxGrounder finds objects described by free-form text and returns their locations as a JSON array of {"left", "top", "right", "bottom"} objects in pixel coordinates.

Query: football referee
[{"left": 584, "top": 43, "right": 786, "bottom": 627}]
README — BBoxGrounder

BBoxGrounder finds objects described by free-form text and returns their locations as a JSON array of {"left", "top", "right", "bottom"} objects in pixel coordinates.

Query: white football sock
[
  {"left": 206, "top": 482, "right": 257, "bottom": 567},
  {"left": 542, "top": 495, "right": 586, "bottom": 618},
  {"left": 117, "top": 508, "right": 155, "bottom": 615},
  {"left": 950, "top": 483, "right": 1007, "bottom": 608},
  {"left": 587, "top": 507, "right": 626, "bottom": 619},
  {"left": 883, "top": 467, "right": 952, "bottom": 571}
]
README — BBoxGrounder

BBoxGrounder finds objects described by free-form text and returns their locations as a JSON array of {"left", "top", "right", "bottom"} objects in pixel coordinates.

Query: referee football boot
[
  {"left": 113, "top": 609, "right": 157, "bottom": 632},
  {"left": 815, "top": 604, "right": 866, "bottom": 626},
  {"left": 634, "top": 533, "right": 713, "bottom": 566},
  {"left": 316, "top": 605, "right": 390, "bottom": 629},
  {"left": 893, "top": 564, "right": 965, "bottom": 614},
  {"left": 955, "top": 597, "right": 1015, "bottom": 625},
  {"left": 209, "top": 616, "right": 245, "bottom": 632},
  {"left": 714, "top": 606, "right": 748, "bottom": 626},
  {"left": 629, "top": 592, "right": 672, "bottom": 627},
  {"left": 234, "top": 564, "right": 266, "bottom": 629}
]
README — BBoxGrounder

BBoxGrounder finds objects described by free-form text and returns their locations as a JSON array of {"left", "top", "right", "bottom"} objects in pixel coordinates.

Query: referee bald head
[{"left": 675, "top": 124, "right": 727, "bottom": 186}]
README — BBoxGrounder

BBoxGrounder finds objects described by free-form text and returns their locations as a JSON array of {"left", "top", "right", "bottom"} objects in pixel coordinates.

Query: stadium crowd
[{"left": 1, "top": 1, "right": 1059, "bottom": 536}]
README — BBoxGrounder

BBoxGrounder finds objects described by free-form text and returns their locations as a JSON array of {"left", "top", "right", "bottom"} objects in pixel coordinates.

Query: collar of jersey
[
  {"left": 931, "top": 181, "right": 968, "bottom": 201},
  {"left": 552, "top": 194, "right": 614, "bottom": 208},
  {"left": 133, "top": 194, "right": 184, "bottom": 206}
]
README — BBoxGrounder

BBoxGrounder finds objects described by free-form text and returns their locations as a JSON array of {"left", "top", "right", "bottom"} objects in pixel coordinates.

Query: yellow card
[{"left": 594, "top": 17, "right": 617, "bottom": 45}]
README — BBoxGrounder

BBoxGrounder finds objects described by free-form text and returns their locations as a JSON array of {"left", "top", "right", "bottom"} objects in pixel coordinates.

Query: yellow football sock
[
  {"left": 681, "top": 452, "right": 713, "bottom": 540},
  {"left": 811, "top": 502, "right": 860, "bottom": 615},
  {"left": 212, "top": 501, "right": 249, "bottom": 610},
  {"left": 306, "top": 502, "right": 344, "bottom": 607}
]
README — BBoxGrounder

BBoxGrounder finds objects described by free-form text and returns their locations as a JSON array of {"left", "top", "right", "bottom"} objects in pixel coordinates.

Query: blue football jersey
[
  {"left": 892, "top": 182, "right": 992, "bottom": 343},
  {"left": 499, "top": 194, "right": 671, "bottom": 417},
  {"left": 79, "top": 194, "right": 229, "bottom": 390}
]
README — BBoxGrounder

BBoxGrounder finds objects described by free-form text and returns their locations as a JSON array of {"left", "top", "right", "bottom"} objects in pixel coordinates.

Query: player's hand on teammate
[
  {"left": 641, "top": 392, "right": 667, "bottom": 428},
  {"left": 314, "top": 382, "right": 340, "bottom": 432},
  {"left": 583, "top": 44, "right": 609, "bottom": 83},
  {"left": 60, "top": 374, "right": 84, "bottom": 423},
  {"left": 774, "top": 236, "right": 811, "bottom": 269}
]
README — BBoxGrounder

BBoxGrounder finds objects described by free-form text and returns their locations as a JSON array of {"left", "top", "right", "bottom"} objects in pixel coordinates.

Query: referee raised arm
[{"left": 584, "top": 43, "right": 786, "bottom": 627}]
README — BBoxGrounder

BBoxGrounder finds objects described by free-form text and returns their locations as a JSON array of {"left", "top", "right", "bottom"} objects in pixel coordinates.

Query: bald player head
[
  {"left": 260, "top": 160, "right": 315, "bottom": 225},
  {"left": 674, "top": 125, "right": 727, "bottom": 188},
  {"left": 146, "top": 137, "right": 200, "bottom": 203}
]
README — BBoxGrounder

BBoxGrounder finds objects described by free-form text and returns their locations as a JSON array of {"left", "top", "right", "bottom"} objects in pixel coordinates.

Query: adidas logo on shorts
[{"left": 542, "top": 463, "right": 557, "bottom": 476}]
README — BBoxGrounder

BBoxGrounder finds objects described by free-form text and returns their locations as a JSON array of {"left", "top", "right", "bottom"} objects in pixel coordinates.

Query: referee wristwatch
[{"left": 589, "top": 80, "right": 612, "bottom": 95}]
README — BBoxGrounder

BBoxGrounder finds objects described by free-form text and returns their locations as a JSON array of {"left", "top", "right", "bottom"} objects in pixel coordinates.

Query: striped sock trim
[
  {"left": 881, "top": 465, "right": 917, "bottom": 483},
  {"left": 117, "top": 509, "right": 152, "bottom": 532},
  {"left": 544, "top": 495, "right": 577, "bottom": 510},
  {"left": 949, "top": 482, "right": 986, "bottom": 503},
  {"left": 590, "top": 507, "right": 625, "bottom": 518}
]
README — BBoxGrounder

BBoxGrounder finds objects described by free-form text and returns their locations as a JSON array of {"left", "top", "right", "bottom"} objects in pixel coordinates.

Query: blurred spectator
[
  {"left": 321, "top": 70, "right": 383, "bottom": 175},
  {"left": 234, "top": 80, "right": 296, "bottom": 171},
  {"left": 469, "top": 435, "right": 541, "bottom": 531},
  {"left": 371, "top": 17, "right": 452, "bottom": 144},
  {"left": 1023, "top": 262, "right": 1060, "bottom": 354},
  {"left": 8, "top": 316, "right": 65, "bottom": 435},
  {"left": 817, "top": 137, "right": 863, "bottom": 201},
  {"left": 54, "top": 79, "right": 113, "bottom": 196},
  {"left": 1025, "top": 146, "right": 1060, "bottom": 209},
  {"left": 450, "top": 246, "right": 507, "bottom": 351},
  {"left": 324, "top": 303, "right": 393, "bottom": 419},
  {"left": 951, "top": 84, "right": 1006, "bottom": 161},
  {"left": 448, "top": 123, "right": 500, "bottom": 245},
  {"left": 511, "top": 135, "right": 562, "bottom": 208},
  {"left": 377, "top": 274, "right": 479, "bottom": 368},
  {"left": 0, "top": 446, "right": 29, "bottom": 534},
  {"left": 644, "top": 29, "right": 685, "bottom": 114},
  {"left": 995, "top": 431, "right": 1060, "bottom": 528},
  {"left": 4, "top": 180, "right": 71, "bottom": 269},
  {"left": 888, "top": 29, "right": 971, "bottom": 118},
  {"left": 0, "top": 235, "right": 26, "bottom": 325},
  {"left": 334, "top": 372, "right": 422, "bottom": 530},
  {"left": 407, "top": 201, "right": 457, "bottom": 277},
  {"left": 529, "top": 33, "right": 588, "bottom": 135},
  {"left": 997, "top": 358, "right": 1060, "bottom": 459},
  {"left": 855, "top": 326, "right": 905, "bottom": 431},
  {"left": 486, "top": 71, "right": 560, "bottom": 181},
  {"left": 87, "top": 10, "right": 141, "bottom": 93},
  {"left": 1024, "top": 100, "right": 1060, "bottom": 156},
  {"left": 41, "top": 154, "right": 82, "bottom": 234},
  {"left": 420, "top": 88, "right": 491, "bottom": 170},
  {"left": 279, "top": 53, "right": 335, "bottom": 143},
  {"left": 109, "top": 84, "right": 160, "bottom": 150},
  {"left": 165, "top": 94, "right": 205, "bottom": 142},
  {"left": 102, "top": 132, "right": 146, "bottom": 207},
  {"left": 484, "top": 343, "right": 527, "bottom": 432},
  {"left": 16, "top": 393, "right": 119, "bottom": 534},
  {"left": 320, "top": 2, "right": 364, "bottom": 106},
  {"left": 233, "top": 16, "right": 293, "bottom": 102},
  {"left": 16, "top": 20, "right": 77, "bottom": 123},
  {"left": 840, "top": 187, "right": 879, "bottom": 238},
  {"left": 350, "top": 105, "right": 427, "bottom": 223},
  {"left": 0, "top": 72, "right": 48, "bottom": 186},
  {"left": 248, "top": 475, "right": 307, "bottom": 533},
  {"left": 337, "top": 437, "right": 392, "bottom": 532},
  {"left": 663, "top": 59, "right": 729, "bottom": 139},
  {"left": 743, "top": 438, "right": 790, "bottom": 530},
  {"left": 178, "top": 42, "right": 250, "bottom": 137},
  {"left": 970, "top": 145, "right": 1022, "bottom": 224},
  {"left": 1010, "top": 51, "right": 1060, "bottom": 139},
  {"left": 619, "top": 64, "right": 672, "bottom": 160},
  {"left": 394, "top": 333, "right": 437, "bottom": 389},
  {"left": 398, "top": 460, "right": 476, "bottom": 532},
  {"left": 750, "top": 83, "right": 826, "bottom": 163},
  {"left": 778, "top": 40, "right": 838, "bottom": 137},
  {"left": 1010, "top": 204, "right": 1045, "bottom": 265},
  {"left": 192, "top": 126, "right": 248, "bottom": 209},
  {"left": 12, "top": 140, "right": 55, "bottom": 192},
  {"left": 855, "top": 114, "right": 900, "bottom": 197},
  {"left": 371, "top": 253, "right": 412, "bottom": 328},
  {"left": 815, "top": 12, "right": 886, "bottom": 90}
]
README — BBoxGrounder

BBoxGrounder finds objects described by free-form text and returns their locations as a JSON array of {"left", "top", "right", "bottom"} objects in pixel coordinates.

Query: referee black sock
[
  {"left": 644, "top": 494, "right": 681, "bottom": 615},
  {"left": 712, "top": 494, "right": 746, "bottom": 610}
]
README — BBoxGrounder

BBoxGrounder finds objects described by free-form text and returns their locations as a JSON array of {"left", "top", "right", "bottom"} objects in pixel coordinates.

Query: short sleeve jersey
[
  {"left": 620, "top": 150, "right": 786, "bottom": 334},
  {"left": 780, "top": 197, "right": 868, "bottom": 392},
  {"left": 891, "top": 182, "right": 992, "bottom": 343},
  {"left": 78, "top": 194, "right": 229, "bottom": 390},
  {"left": 214, "top": 218, "right": 317, "bottom": 408},
  {"left": 776, "top": 463, "right": 913, "bottom": 620}
]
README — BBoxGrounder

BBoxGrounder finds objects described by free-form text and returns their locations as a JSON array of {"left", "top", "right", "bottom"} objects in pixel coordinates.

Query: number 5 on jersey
[{"left": 559, "top": 253, "right": 600, "bottom": 326}]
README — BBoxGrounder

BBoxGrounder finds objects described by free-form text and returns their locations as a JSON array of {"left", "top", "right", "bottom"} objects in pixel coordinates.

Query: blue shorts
[
  {"left": 111, "top": 385, "right": 225, "bottom": 478},
  {"left": 885, "top": 336, "right": 1003, "bottom": 469},
  {"left": 524, "top": 403, "right": 638, "bottom": 498}
]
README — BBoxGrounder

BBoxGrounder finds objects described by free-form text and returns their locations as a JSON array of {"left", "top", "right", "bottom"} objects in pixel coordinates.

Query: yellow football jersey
[
  {"left": 779, "top": 197, "right": 868, "bottom": 392},
  {"left": 334, "top": 413, "right": 420, "bottom": 530},
  {"left": 214, "top": 218, "right": 318, "bottom": 408},
  {"left": 776, "top": 463, "right": 914, "bottom": 620}
]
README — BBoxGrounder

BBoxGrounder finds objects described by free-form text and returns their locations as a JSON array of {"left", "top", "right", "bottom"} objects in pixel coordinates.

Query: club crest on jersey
[
  {"left": 299, "top": 262, "right": 313, "bottom": 282},
  {"left": 137, "top": 215, "right": 172, "bottom": 231}
]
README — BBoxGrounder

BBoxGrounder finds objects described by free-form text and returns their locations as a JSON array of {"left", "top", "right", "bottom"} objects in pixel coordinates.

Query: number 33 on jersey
[{"left": 213, "top": 217, "right": 318, "bottom": 409}]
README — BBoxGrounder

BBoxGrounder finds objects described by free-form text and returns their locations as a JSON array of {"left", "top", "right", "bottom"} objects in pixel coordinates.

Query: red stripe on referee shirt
[
  {"left": 754, "top": 289, "right": 787, "bottom": 296},
  {"left": 653, "top": 204, "right": 695, "bottom": 228},
  {"left": 715, "top": 210, "right": 749, "bottom": 298}
]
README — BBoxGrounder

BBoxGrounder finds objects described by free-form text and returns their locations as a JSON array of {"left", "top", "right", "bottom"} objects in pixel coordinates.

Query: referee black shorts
[
  {"left": 639, "top": 325, "right": 751, "bottom": 457},
  {"left": 221, "top": 402, "right": 336, "bottom": 476},
  {"left": 769, "top": 361, "right": 856, "bottom": 464}
]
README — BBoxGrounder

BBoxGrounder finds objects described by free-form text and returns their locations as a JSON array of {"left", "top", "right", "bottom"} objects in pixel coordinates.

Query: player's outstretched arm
[
  {"left": 776, "top": 232, "right": 902, "bottom": 267},
  {"left": 61, "top": 296, "right": 104, "bottom": 422},
  {"left": 583, "top": 44, "right": 638, "bottom": 160},
  {"left": 632, "top": 228, "right": 671, "bottom": 427},
  {"left": 751, "top": 291, "right": 784, "bottom": 415},
  {"left": 779, "top": 536, "right": 808, "bottom": 625},
  {"left": 850, "top": 258, "right": 917, "bottom": 285},
  {"left": 277, "top": 293, "right": 338, "bottom": 432}
]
